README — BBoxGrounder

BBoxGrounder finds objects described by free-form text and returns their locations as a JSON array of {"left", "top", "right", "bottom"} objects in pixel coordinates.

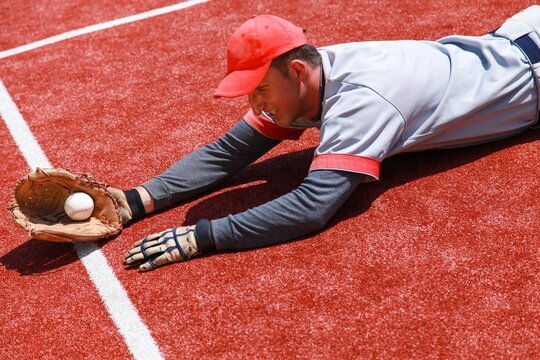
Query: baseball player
[{"left": 117, "top": 6, "right": 540, "bottom": 271}]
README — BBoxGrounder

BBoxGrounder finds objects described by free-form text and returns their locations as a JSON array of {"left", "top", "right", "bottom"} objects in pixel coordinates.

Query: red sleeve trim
[
  {"left": 243, "top": 110, "right": 304, "bottom": 140},
  {"left": 309, "top": 154, "right": 380, "bottom": 179}
]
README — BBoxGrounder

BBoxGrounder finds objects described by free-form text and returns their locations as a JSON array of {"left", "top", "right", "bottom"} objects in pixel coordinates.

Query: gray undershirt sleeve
[
  {"left": 141, "top": 118, "right": 370, "bottom": 251},
  {"left": 141, "top": 120, "right": 281, "bottom": 210},
  {"left": 211, "top": 169, "right": 366, "bottom": 250}
]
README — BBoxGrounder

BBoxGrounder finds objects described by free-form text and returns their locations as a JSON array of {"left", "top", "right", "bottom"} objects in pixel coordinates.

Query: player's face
[{"left": 248, "top": 64, "right": 309, "bottom": 128}]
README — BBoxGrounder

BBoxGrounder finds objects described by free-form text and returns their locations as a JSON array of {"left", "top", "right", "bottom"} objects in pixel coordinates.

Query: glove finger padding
[{"left": 8, "top": 168, "right": 122, "bottom": 242}]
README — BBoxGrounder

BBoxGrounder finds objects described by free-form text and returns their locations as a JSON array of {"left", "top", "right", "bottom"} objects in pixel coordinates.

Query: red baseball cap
[{"left": 214, "top": 15, "right": 307, "bottom": 98}]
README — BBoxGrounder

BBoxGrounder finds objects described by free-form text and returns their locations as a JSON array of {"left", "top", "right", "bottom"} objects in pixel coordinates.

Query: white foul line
[
  {"left": 0, "top": 82, "right": 162, "bottom": 359},
  {"left": 0, "top": 1, "right": 212, "bottom": 356},
  {"left": 0, "top": 0, "right": 209, "bottom": 59}
]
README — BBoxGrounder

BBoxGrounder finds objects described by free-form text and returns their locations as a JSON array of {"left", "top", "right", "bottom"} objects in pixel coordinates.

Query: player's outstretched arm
[
  {"left": 143, "top": 119, "right": 281, "bottom": 210},
  {"left": 124, "top": 169, "right": 369, "bottom": 271},
  {"left": 109, "top": 119, "right": 281, "bottom": 224},
  {"left": 210, "top": 169, "right": 368, "bottom": 250}
]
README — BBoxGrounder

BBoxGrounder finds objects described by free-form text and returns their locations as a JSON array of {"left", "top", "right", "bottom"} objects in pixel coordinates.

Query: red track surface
[{"left": 1, "top": 0, "right": 539, "bottom": 358}]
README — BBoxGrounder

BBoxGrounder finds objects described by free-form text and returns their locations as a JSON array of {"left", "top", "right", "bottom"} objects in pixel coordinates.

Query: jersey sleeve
[
  {"left": 141, "top": 120, "right": 281, "bottom": 211},
  {"left": 309, "top": 85, "right": 405, "bottom": 180},
  {"left": 243, "top": 109, "right": 305, "bottom": 140},
  {"left": 210, "top": 169, "right": 364, "bottom": 250}
]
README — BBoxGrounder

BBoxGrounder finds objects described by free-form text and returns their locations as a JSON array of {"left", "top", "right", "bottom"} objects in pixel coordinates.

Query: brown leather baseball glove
[{"left": 7, "top": 168, "right": 122, "bottom": 242}]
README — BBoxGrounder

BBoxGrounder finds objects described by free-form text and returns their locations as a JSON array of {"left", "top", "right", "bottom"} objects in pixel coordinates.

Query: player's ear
[{"left": 289, "top": 59, "right": 307, "bottom": 82}]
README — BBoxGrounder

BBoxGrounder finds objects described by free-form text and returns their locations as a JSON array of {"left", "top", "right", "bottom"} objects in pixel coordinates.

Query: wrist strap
[
  {"left": 195, "top": 219, "right": 215, "bottom": 252},
  {"left": 123, "top": 189, "right": 146, "bottom": 221}
]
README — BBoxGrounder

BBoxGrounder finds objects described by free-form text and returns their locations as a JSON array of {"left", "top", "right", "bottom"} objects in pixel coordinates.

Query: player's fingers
[
  {"left": 125, "top": 244, "right": 166, "bottom": 265},
  {"left": 131, "top": 231, "right": 163, "bottom": 247},
  {"left": 124, "top": 237, "right": 162, "bottom": 259},
  {"left": 141, "top": 238, "right": 162, "bottom": 250},
  {"left": 125, "top": 252, "right": 145, "bottom": 265},
  {"left": 139, "top": 253, "right": 170, "bottom": 272},
  {"left": 125, "top": 239, "right": 161, "bottom": 256},
  {"left": 126, "top": 235, "right": 158, "bottom": 251},
  {"left": 124, "top": 244, "right": 143, "bottom": 260}
]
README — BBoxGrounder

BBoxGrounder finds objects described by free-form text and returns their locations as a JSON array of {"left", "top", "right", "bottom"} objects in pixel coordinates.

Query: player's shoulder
[
  {"left": 318, "top": 40, "right": 418, "bottom": 55},
  {"left": 318, "top": 40, "right": 428, "bottom": 87}
]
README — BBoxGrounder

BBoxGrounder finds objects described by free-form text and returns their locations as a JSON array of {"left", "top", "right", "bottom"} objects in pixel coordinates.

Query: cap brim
[{"left": 214, "top": 62, "right": 272, "bottom": 98}]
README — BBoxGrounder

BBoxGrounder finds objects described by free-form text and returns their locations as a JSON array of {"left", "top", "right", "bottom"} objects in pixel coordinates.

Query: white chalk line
[
  {"left": 0, "top": 80, "right": 163, "bottom": 359},
  {"left": 0, "top": 0, "right": 209, "bottom": 59},
  {"left": 0, "top": 1, "right": 212, "bottom": 356}
]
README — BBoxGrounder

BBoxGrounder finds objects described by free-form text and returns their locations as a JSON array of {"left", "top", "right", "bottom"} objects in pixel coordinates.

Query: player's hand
[
  {"left": 108, "top": 187, "right": 133, "bottom": 225},
  {"left": 124, "top": 226, "right": 199, "bottom": 272}
]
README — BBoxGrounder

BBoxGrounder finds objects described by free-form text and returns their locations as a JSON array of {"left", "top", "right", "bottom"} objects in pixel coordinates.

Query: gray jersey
[
  {"left": 143, "top": 6, "right": 540, "bottom": 250},
  {"left": 245, "top": 6, "right": 540, "bottom": 180}
]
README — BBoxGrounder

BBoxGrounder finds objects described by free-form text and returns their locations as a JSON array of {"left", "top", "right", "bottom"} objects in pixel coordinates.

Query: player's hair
[{"left": 271, "top": 44, "right": 322, "bottom": 76}]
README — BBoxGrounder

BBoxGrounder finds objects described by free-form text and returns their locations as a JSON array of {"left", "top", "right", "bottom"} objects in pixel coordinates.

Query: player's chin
[{"left": 273, "top": 117, "right": 295, "bottom": 128}]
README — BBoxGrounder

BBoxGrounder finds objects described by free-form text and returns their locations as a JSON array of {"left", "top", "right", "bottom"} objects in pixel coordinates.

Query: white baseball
[{"left": 64, "top": 192, "right": 94, "bottom": 221}]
